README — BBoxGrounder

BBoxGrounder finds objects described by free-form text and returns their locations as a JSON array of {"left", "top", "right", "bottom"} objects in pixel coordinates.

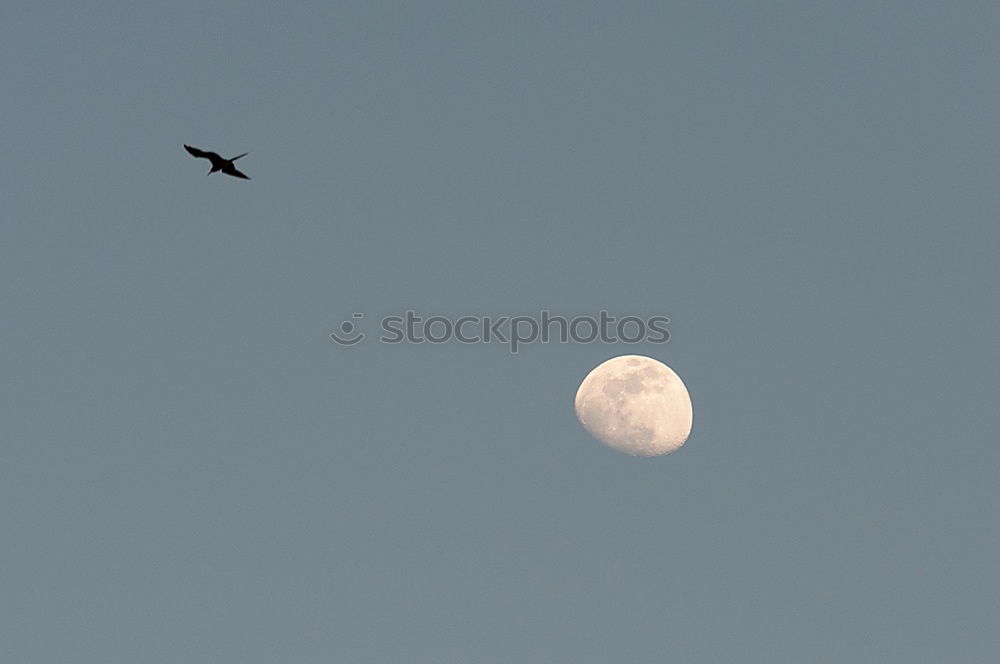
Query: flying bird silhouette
[{"left": 184, "top": 144, "right": 251, "bottom": 180}]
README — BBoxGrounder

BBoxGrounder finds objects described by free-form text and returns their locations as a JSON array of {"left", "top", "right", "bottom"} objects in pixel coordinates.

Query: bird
[{"left": 184, "top": 144, "right": 251, "bottom": 180}]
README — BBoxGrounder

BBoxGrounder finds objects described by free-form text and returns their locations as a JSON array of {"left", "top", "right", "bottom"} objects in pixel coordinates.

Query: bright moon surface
[{"left": 574, "top": 355, "right": 693, "bottom": 457}]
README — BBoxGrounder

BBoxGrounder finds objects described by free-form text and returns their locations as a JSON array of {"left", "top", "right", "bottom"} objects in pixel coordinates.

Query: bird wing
[
  {"left": 184, "top": 144, "right": 224, "bottom": 163},
  {"left": 221, "top": 164, "right": 251, "bottom": 180}
]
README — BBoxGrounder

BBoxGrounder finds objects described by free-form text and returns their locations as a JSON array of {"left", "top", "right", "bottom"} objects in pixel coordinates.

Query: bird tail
[{"left": 231, "top": 152, "right": 248, "bottom": 161}]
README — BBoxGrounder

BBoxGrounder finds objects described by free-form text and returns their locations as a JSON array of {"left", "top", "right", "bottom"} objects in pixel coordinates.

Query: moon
[{"left": 574, "top": 355, "right": 693, "bottom": 457}]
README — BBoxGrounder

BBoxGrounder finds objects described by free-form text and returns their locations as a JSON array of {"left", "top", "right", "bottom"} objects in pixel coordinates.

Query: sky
[{"left": 2, "top": 1, "right": 998, "bottom": 662}]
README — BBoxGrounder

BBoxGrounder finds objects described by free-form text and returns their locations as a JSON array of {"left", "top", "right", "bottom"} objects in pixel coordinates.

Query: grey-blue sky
[{"left": 2, "top": 1, "right": 998, "bottom": 662}]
